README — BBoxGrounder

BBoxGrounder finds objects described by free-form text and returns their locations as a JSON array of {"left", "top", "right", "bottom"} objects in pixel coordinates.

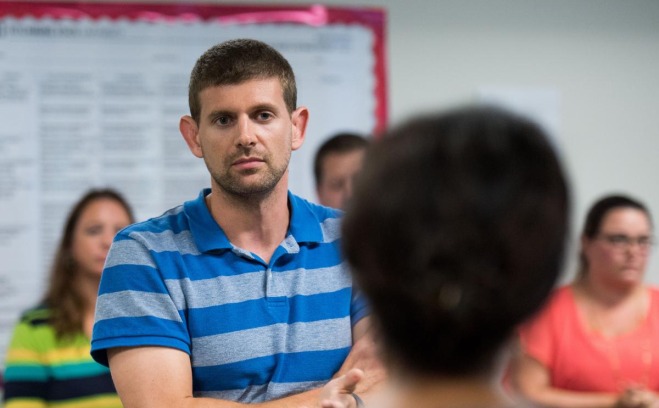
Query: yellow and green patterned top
[{"left": 2, "top": 304, "right": 122, "bottom": 408}]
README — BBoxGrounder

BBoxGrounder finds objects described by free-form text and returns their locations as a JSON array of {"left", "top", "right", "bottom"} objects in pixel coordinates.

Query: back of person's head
[
  {"left": 313, "top": 132, "right": 369, "bottom": 187},
  {"left": 342, "top": 105, "right": 570, "bottom": 377},
  {"left": 46, "top": 188, "right": 134, "bottom": 338},
  {"left": 188, "top": 38, "right": 297, "bottom": 123}
]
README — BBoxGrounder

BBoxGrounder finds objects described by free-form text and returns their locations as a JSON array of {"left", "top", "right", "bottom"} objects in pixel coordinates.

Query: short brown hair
[
  {"left": 314, "top": 132, "right": 369, "bottom": 186},
  {"left": 188, "top": 38, "right": 297, "bottom": 123}
]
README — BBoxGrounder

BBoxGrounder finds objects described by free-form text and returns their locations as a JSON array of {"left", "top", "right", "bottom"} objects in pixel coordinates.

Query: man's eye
[
  {"left": 258, "top": 112, "right": 273, "bottom": 121},
  {"left": 217, "top": 116, "right": 230, "bottom": 125}
]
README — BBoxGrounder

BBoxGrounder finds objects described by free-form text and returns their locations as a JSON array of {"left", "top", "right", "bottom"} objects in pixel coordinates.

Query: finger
[
  {"left": 342, "top": 368, "right": 365, "bottom": 393},
  {"left": 320, "top": 400, "right": 341, "bottom": 408}
]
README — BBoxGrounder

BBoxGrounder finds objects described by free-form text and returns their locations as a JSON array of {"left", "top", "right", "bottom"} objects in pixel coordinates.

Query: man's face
[
  {"left": 188, "top": 78, "right": 306, "bottom": 198},
  {"left": 316, "top": 148, "right": 366, "bottom": 209}
]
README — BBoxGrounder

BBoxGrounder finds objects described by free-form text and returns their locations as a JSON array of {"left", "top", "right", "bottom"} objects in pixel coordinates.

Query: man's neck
[{"left": 206, "top": 182, "right": 290, "bottom": 264}]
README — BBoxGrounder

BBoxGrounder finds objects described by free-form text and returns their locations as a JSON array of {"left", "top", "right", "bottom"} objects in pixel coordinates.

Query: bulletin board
[{"left": 0, "top": 2, "right": 387, "bottom": 368}]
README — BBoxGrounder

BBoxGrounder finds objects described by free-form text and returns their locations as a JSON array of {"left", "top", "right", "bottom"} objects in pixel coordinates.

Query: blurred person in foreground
[
  {"left": 319, "top": 105, "right": 570, "bottom": 408},
  {"left": 2, "top": 188, "right": 134, "bottom": 408},
  {"left": 512, "top": 194, "right": 659, "bottom": 408},
  {"left": 314, "top": 132, "right": 369, "bottom": 210}
]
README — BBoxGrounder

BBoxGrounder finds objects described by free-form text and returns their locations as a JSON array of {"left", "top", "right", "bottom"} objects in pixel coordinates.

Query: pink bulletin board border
[{"left": 0, "top": 2, "right": 388, "bottom": 134}]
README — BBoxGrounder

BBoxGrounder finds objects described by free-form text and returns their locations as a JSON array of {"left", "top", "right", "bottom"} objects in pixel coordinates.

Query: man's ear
[
  {"left": 179, "top": 115, "right": 203, "bottom": 158},
  {"left": 290, "top": 106, "right": 309, "bottom": 151}
]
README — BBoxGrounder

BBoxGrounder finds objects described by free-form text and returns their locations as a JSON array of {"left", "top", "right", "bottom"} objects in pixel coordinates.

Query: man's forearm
[{"left": 171, "top": 387, "right": 323, "bottom": 408}]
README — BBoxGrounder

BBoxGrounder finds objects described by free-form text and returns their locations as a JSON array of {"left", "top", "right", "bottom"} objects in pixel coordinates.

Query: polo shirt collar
[
  {"left": 287, "top": 191, "right": 325, "bottom": 244},
  {"left": 185, "top": 189, "right": 324, "bottom": 253}
]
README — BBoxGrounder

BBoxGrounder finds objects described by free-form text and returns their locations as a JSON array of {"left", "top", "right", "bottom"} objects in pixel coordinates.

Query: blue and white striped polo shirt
[{"left": 91, "top": 189, "right": 367, "bottom": 402}]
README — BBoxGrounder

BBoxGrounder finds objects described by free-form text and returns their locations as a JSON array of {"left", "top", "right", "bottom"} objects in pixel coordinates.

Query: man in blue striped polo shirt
[{"left": 91, "top": 39, "right": 382, "bottom": 407}]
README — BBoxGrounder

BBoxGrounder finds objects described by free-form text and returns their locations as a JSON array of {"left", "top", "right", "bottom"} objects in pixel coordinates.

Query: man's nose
[{"left": 236, "top": 117, "right": 256, "bottom": 147}]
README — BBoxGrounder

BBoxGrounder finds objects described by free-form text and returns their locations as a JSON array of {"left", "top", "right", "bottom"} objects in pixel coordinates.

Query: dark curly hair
[{"left": 342, "top": 105, "right": 570, "bottom": 377}]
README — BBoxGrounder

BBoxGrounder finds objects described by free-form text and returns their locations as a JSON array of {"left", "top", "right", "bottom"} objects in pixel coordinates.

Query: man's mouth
[{"left": 233, "top": 157, "right": 264, "bottom": 169}]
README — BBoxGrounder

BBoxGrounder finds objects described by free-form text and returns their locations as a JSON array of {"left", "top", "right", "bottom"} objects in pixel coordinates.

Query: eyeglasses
[{"left": 598, "top": 234, "right": 655, "bottom": 251}]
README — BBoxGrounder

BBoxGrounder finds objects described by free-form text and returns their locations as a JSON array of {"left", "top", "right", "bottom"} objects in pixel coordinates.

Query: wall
[
  {"left": 21, "top": 0, "right": 659, "bottom": 281},
  {"left": 215, "top": 0, "right": 659, "bottom": 283}
]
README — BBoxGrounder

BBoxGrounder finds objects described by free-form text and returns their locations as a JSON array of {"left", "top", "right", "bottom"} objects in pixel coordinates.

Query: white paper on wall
[{"left": 0, "top": 14, "right": 379, "bottom": 367}]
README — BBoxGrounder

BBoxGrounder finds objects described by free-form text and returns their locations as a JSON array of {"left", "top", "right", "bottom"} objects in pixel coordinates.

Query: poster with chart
[{"left": 0, "top": 2, "right": 387, "bottom": 369}]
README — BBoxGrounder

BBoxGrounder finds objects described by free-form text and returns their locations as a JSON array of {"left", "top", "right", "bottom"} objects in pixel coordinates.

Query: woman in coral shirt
[{"left": 512, "top": 194, "right": 659, "bottom": 408}]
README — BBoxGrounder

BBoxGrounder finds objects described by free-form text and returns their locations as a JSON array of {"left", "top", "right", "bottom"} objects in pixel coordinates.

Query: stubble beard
[{"left": 211, "top": 154, "right": 289, "bottom": 199}]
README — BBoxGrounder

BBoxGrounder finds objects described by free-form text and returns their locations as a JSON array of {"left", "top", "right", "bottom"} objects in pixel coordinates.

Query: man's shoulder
[
  {"left": 288, "top": 193, "right": 344, "bottom": 244},
  {"left": 120, "top": 190, "right": 207, "bottom": 238},
  {"left": 119, "top": 203, "right": 189, "bottom": 238},
  {"left": 289, "top": 192, "right": 343, "bottom": 221},
  {"left": 107, "top": 203, "right": 202, "bottom": 260}
]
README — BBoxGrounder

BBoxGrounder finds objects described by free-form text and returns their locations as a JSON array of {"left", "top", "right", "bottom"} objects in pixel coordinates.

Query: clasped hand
[
  {"left": 615, "top": 386, "right": 659, "bottom": 408},
  {"left": 318, "top": 334, "right": 387, "bottom": 408}
]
